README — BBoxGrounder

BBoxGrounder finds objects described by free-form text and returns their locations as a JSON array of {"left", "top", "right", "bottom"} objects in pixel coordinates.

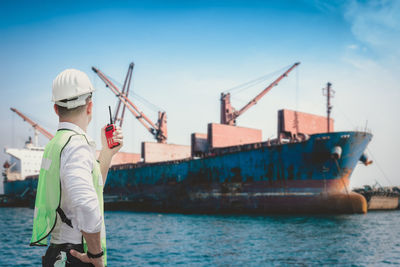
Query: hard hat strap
[{"left": 55, "top": 93, "right": 91, "bottom": 109}]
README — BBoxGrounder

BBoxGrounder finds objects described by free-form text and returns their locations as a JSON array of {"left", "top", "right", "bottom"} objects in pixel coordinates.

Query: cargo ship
[
  {"left": 1, "top": 138, "right": 43, "bottom": 207},
  {"left": 105, "top": 131, "right": 372, "bottom": 214},
  {"left": 93, "top": 62, "right": 373, "bottom": 214},
  {"left": 2, "top": 62, "right": 373, "bottom": 213},
  {"left": 2, "top": 107, "right": 52, "bottom": 205}
]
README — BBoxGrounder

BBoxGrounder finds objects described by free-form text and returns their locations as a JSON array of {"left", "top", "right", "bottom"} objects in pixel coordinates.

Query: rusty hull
[{"left": 105, "top": 131, "right": 372, "bottom": 214}]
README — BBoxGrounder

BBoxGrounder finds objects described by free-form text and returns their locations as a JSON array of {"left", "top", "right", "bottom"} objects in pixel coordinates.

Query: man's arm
[
  {"left": 70, "top": 128, "right": 123, "bottom": 266},
  {"left": 60, "top": 138, "right": 104, "bottom": 266},
  {"left": 98, "top": 126, "right": 123, "bottom": 185},
  {"left": 70, "top": 231, "right": 104, "bottom": 267}
]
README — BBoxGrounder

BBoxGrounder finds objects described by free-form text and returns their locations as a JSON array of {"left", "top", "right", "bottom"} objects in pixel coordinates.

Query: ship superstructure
[
  {"left": 4, "top": 143, "right": 44, "bottom": 182},
  {"left": 2, "top": 108, "right": 49, "bottom": 197},
  {"left": 2, "top": 107, "right": 140, "bottom": 197}
]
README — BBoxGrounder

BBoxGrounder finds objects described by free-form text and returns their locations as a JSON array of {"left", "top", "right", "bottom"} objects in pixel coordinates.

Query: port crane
[
  {"left": 220, "top": 62, "right": 300, "bottom": 125},
  {"left": 10, "top": 107, "right": 54, "bottom": 146},
  {"left": 92, "top": 65, "right": 168, "bottom": 143}
]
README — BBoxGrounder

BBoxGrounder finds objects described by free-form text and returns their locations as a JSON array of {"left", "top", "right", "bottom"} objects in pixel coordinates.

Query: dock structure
[{"left": 353, "top": 186, "right": 400, "bottom": 210}]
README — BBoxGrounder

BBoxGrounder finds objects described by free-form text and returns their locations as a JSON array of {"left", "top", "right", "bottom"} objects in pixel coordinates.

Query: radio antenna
[{"left": 108, "top": 106, "right": 113, "bottom": 124}]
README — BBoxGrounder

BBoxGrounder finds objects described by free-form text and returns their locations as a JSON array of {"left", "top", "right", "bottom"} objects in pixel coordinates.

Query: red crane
[
  {"left": 220, "top": 62, "right": 300, "bottom": 125},
  {"left": 92, "top": 66, "right": 168, "bottom": 143},
  {"left": 10, "top": 108, "right": 54, "bottom": 145}
]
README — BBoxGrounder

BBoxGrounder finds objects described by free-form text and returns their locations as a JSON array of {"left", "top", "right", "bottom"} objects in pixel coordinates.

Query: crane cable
[
  {"left": 366, "top": 147, "right": 394, "bottom": 186},
  {"left": 222, "top": 64, "right": 293, "bottom": 95},
  {"left": 108, "top": 75, "right": 164, "bottom": 113},
  {"left": 333, "top": 102, "right": 393, "bottom": 186},
  {"left": 12, "top": 112, "right": 15, "bottom": 147}
]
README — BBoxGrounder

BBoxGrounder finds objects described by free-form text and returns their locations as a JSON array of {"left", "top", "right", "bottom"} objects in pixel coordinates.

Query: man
[{"left": 30, "top": 69, "right": 123, "bottom": 267}]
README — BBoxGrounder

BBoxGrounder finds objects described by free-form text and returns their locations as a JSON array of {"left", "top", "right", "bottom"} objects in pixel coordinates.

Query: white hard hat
[{"left": 52, "top": 69, "right": 95, "bottom": 109}]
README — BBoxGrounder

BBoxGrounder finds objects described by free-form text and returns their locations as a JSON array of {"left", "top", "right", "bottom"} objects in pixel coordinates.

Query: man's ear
[
  {"left": 87, "top": 101, "right": 93, "bottom": 115},
  {"left": 54, "top": 104, "right": 59, "bottom": 116}
]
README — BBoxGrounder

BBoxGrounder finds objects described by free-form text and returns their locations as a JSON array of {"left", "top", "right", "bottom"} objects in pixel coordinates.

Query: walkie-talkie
[{"left": 105, "top": 106, "right": 120, "bottom": 149}]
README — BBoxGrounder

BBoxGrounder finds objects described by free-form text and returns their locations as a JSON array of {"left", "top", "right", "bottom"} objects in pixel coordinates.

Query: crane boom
[
  {"left": 114, "top": 62, "right": 134, "bottom": 127},
  {"left": 10, "top": 108, "right": 54, "bottom": 142},
  {"left": 92, "top": 66, "right": 167, "bottom": 143},
  {"left": 220, "top": 62, "right": 300, "bottom": 125}
]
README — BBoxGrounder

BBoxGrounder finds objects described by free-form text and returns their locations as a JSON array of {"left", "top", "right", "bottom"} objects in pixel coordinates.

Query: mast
[{"left": 323, "top": 82, "right": 334, "bottom": 133}]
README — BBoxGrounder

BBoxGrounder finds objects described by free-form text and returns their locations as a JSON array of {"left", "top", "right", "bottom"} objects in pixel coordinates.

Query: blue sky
[{"left": 1, "top": 0, "right": 399, "bottom": 190}]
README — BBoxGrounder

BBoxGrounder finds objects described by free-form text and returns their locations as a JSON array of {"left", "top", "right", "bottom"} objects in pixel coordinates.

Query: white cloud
[
  {"left": 344, "top": 0, "right": 400, "bottom": 62},
  {"left": 347, "top": 44, "right": 359, "bottom": 50},
  {"left": 334, "top": 0, "right": 400, "bottom": 187}
]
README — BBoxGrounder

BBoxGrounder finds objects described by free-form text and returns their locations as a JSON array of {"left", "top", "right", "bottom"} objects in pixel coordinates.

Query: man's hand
[
  {"left": 100, "top": 125, "right": 124, "bottom": 156},
  {"left": 70, "top": 249, "right": 104, "bottom": 267},
  {"left": 98, "top": 125, "right": 124, "bottom": 185}
]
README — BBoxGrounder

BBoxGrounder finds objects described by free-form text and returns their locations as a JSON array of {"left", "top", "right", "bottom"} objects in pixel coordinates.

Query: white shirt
[{"left": 51, "top": 122, "right": 103, "bottom": 244}]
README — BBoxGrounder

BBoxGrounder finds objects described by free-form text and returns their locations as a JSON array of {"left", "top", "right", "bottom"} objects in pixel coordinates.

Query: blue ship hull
[
  {"left": 3, "top": 131, "right": 372, "bottom": 213},
  {"left": 104, "top": 131, "right": 372, "bottom": 213}
]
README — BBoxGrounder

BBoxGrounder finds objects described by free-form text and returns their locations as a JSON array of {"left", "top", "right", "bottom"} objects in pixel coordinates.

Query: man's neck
[{"left": 59, "top": 117, "right": 88, "bottom": 132}]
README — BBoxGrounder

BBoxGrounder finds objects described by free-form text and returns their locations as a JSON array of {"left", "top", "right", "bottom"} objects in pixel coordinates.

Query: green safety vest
[{"left": 30, "top": 129, "right": 107, "bottom": 265}]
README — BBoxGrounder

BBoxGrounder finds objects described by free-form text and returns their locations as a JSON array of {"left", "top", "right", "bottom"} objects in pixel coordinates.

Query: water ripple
[{"left": 1, "top": 209, "right": 400, "bottom": 266}]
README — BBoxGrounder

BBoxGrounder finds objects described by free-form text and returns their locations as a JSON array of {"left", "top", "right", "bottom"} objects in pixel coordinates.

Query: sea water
[{"left": 1, "top": 208, "right": 400, "bottom": 266}]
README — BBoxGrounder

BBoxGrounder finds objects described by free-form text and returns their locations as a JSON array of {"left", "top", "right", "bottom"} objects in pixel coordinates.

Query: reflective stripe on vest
[{"left": 30, "top": 129, "right": 107, "bottom": 265}]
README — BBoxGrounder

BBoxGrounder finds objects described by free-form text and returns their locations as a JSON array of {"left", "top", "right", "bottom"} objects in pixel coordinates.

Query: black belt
[{"left": 50, "top": 243, "right": 83, "bottom": 251}]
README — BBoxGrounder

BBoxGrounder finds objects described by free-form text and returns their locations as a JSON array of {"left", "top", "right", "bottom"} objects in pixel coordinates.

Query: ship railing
[{"left": 353, "top": 126, "right": 372, "bottom": 134}]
